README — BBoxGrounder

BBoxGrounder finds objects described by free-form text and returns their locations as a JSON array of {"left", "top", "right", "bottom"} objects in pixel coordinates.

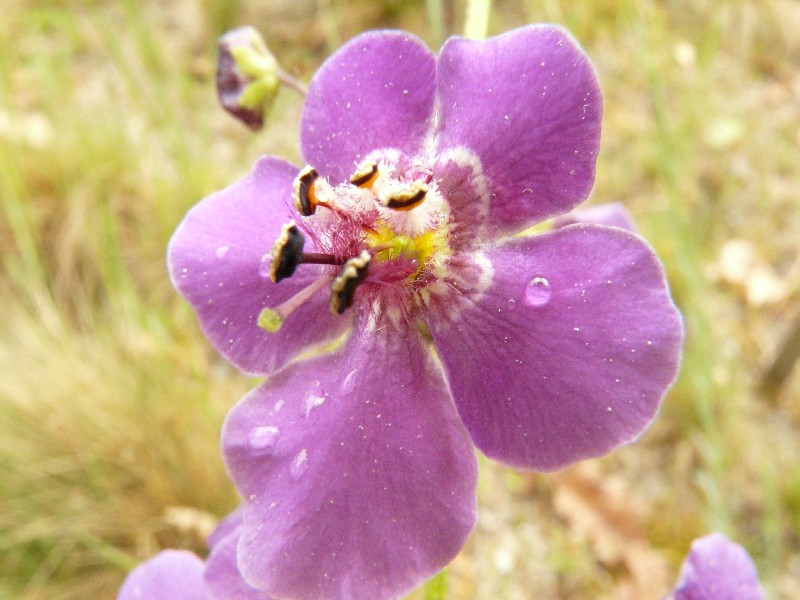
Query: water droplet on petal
[
  {"left": 258, "top": 253, "right": 272, "bottom": 278},
  {"left": 304, "top": 394, "right": 325, "bottom": 417},
  {"left": 524, "top": 276, "right": 551, "bottom": 307},
  {"left": 290, "top": 449, "right": 309, "bottom": 480},
  {"left": 215, "top": 245, "right": 230, "bottom": 259},
  {"left": 249, "top": 426, "right": 279, "bottom": 450}
]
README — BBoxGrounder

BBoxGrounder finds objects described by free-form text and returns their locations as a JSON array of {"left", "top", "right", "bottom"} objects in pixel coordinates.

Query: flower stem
[
  {"left": 278, "top": 69, "right": 308, "bottom": 96},
  {"left": 463, "top": 0, "right": 492, "bottom": 40}
]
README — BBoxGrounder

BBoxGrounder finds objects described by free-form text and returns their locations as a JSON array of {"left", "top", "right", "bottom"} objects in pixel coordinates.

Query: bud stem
[{"left": 278, "top": 69, "right": 309, "bottom": 96}]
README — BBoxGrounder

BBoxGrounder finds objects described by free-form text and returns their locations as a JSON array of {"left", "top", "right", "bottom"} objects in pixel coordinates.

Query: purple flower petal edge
[
  {"left": 207, "top": 506, "right": 244, "bottom": 549},
  {"left": 671, "top": 533, "right": 764, "bottom": 600},
  {"left": 117, "top": 550, "right": 207, "bottom": 600},
  {"left": 206, "top": 524, "right": 273, "bottom": 600},
  {"left": 553, "top": 202, "right": 637, "bottom": 232}
]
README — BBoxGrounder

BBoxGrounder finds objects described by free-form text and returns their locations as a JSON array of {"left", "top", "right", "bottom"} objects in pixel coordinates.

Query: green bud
[{"left": 216, "top": 26, "right": 280, "bottom": 130}]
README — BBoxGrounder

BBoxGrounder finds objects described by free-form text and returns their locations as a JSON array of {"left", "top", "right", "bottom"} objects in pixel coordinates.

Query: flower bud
[{"left": 216, "top": 26, "right": 279, "bottom": 130}]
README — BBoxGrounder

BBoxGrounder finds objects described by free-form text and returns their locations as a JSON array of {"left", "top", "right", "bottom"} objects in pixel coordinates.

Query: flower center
[{"left": 258, "top": 154, "right": 451, "bottom": 332}]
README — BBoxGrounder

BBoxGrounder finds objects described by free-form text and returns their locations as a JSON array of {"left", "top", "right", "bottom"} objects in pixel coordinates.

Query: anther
[
  {"left": 330, "top": 250, "right": 371, "bottom": 314},
  {"left": 349, "top": 161, "right": 379, "bottom": 188},
  {"left": 380, "top": 180, "right": 428, "bottom": 211},
  {"left": 293, "top": 166, "right": 320, "bottom": 216},
  {"left": 269, "top": 221, "right": 305, "bottom": 283}
]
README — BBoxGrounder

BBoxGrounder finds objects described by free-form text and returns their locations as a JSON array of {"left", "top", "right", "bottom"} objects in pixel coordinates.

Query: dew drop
[
  {"left": 524, "top": 276, "right": 552, "bottom": 307},
  {"left": 304, "top": 394, "right": 326, "bottom": 417},
  {"left": 215, "top": 245, "right": 230, "bottom": 259},
  {"left": 248, "top": 426, "right": 279, "bottom": 450},
  {"left": 258, "top": 253, "right": 272, "bottom": 278},
  {"left": 290, "top": 449, "right": 309, "bottom": 479}
]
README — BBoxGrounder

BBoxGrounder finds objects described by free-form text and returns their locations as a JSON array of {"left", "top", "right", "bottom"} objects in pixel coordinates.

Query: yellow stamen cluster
[{"left": 366, "top": 221, "right": 449, "bottom": 280}]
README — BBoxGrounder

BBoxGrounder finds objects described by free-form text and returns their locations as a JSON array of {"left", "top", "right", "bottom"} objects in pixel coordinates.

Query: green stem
[{"left": 463, "top": 0, "right": 492, "bottom": 40}]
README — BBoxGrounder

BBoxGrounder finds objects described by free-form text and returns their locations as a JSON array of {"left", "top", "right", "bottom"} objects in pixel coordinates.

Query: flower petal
[
  {"left": 221, "top": 326, "right": 477, "bottom": 600},
  {"left": 672, "top": 533, "right": 764, "bottom": 600},
  {"left": 168, "top": 156, "right": 352, "bottom": 376},
  {"left": 301, "top": 31, "right": 436, "bottom": 182},
  {"left": 207, "top": 506, "right": 244, "bottom": 549},
  {"left": 205, "top": 525, "right": 273, "bottom": 600},
  {"left": 435, "top": 25, "right": 602, "bottom": 235},
  {"left": 427, "top": 225, "right": 683, "bottom": 470},
  {"left": 117, "top": 550, "right": 207, "bottom": 600},
  {"left": 553, "top": 202, "right": 637, "bottom": 232}
]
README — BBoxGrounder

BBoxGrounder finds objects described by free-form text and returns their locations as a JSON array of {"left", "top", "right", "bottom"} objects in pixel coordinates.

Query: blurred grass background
[{"left": 1, "top": 0, "right": 798, "bottom": 598}]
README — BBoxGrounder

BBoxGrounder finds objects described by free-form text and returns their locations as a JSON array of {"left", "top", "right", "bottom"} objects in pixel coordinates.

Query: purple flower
[
  {"left": 168, "top": 25, "right": 683, "bottom": 599},
  {"left": 117, "top": 550, "right": 208, "bottom": 600},
  {"left": 205, "top": 510, "right": 273, "bottom": 600},
  {"left": 670, "top": 533, "right": 764, "bottom": 600},
  {"left": 117, "top": 511, "right": 271, "bottom": 600}
]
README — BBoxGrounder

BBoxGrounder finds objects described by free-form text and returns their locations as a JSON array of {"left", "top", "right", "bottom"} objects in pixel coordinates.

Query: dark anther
[
  {"left": 349, "top": 161, "right": 379, "bottom": 188},
  {"left": 330, "top": 250, "right": 371, "bottom": 314},
  {"left": 293, "top": 166, "right": 320, "bottom": 216},
  {"left": 382, "top": 181, "right": 428, "bottom": 211},
  {"left": 269, "top": 221, "right": 305, "bottom": 283}
]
